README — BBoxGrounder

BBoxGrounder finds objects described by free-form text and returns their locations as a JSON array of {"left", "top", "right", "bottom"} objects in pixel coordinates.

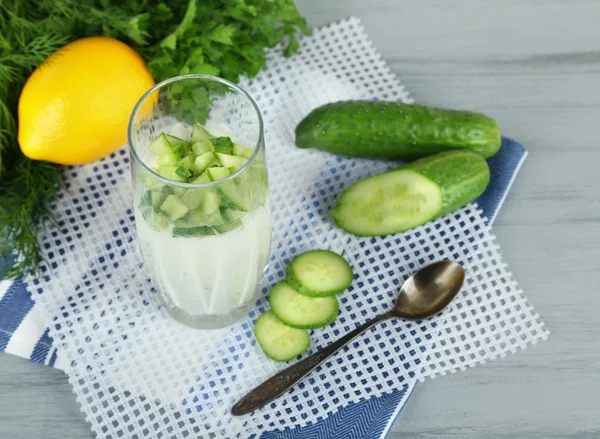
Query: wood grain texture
[{"left": 1, "top": 0, "right": 599, "bottom": 437}]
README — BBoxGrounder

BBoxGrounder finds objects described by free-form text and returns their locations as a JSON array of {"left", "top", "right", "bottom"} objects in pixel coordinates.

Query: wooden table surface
[{"left": 1, "top": 0, "right": 599, "bottom": 437}]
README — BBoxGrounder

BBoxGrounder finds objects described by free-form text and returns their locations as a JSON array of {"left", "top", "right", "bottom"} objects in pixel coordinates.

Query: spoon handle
[{"left": 231, "top": 311, "right": 395, "bottom": 416}]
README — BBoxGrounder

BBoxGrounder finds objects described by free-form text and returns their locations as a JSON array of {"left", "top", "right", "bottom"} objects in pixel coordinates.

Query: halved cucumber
[
  {"left": 254, "top": 311, "right": 310, "bottom": 362},
  {"left": 207, "top": 167, "right": 251, "bottom": 211},
  {"left": 286, "top": 250, "right": 353, "bottom": 297},
  {"left": 331, "top": 151, "right": 490, "bottom": 236},
  {"left": 269, "top": 282, "right": 339, "bottom": 329}
]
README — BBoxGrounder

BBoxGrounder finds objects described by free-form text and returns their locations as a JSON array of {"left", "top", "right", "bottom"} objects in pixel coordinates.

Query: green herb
[{"left": 0, "top": 0, "right": 308, "bottom": 278}]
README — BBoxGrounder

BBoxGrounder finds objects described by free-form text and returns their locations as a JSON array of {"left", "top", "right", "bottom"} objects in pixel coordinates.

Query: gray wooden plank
[{"left": 2, "top": 0, "right": 599, "bottom": 437}]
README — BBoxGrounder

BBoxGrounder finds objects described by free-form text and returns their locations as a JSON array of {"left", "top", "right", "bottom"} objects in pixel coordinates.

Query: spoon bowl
[
  {"left": 393, "top": 260, "right": 465, "bottom": 320},
  {"left": 232, "top": 260, "right": 465, "bottom": 416}
]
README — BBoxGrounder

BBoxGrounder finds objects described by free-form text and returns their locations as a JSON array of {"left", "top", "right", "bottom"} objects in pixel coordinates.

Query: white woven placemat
[{"left": 26, "top": 17, "right": 548, "bottom": 438}]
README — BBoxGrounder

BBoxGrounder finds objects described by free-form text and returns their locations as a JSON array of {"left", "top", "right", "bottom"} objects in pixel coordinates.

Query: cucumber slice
[
  {"left": 269, "top": 282, "right": 339, "bottom": 329},
  {"left": 194, "top": 152, "right": 216, "bottom": 174},
  {"left": 172, "top": 226, "right": 215, "bottom": 237},
  {"left": 191, "top": 124, "right": 212, "bottom": 143},
  {"left": 160, "top": 195, "right": 189, "bottom": 221},
  {"left": 254, "top": 311, "right": 310, "bottom": 362},
  {"left": 188, "top": 209, "right": 224, "bottom": 226},
  {"left": 191, "top": 140, "right": 213, "bottom": 156},
  {"left": 148, "top": 134, "right": 172, "bottom": 156},
  {"left": 214, "top": 220, "right": 243, "bottom": 233},
  {"left": 332, "top": 151, "right": 489, "bottom": 236},
  {"left": 181, "top": 188, "right": 204, "bottom": 210},
  {"left": 286, "top": 250, "right": 353, "bottom": 297},
  {"left": 211, "top": 137, "right": 234, "bottom": 154},
  {"left": 207, "top": 167, "right": 251, "bottom": 211},
  {"left": 203, "top": 189, "right": 221, "bottom": 214},
  {"left": 216, "top": 153, "right": 247, "bottom": 169}
]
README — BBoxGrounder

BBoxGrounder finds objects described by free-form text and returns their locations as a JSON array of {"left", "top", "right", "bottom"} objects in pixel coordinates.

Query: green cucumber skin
[
  {"left": 295, "top": 101, "right": 501, "bottom": 159},
  {"left": 269, "top": 283, "right": 340, "bottom": 329},
  {"left": 332, "top": 150, "right": 490, "bottom": 236},
  {"left": 404, "top": 150, "right": 490, "bottom": 216}
]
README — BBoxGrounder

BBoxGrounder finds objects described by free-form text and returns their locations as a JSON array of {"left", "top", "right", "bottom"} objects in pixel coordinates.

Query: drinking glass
[{"left": 128, "top": 75, "right": 271, "bottom": 329}]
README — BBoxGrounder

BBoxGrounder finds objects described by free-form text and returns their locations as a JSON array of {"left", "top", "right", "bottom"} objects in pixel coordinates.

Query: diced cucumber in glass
[
  {"left": 180, "top": 155, "right": 196, "bottom": 171},
  {"left": 172, "top": 226, "right": 215, "bottom": 237},
  {"left": 192, "top": 172, "right": 210, "bottom": 184},
  {"left": 172, "top": 186, "right": 187, "bottom": 197},
  {"left": 148, "top": 134, "right": 173, "bottom": 156},
  {"left": 141, "top": 172, "right": 161, "bottom": 189},
  {"left": 207, "top": 167, "right": 251, "bottom": 211},
  {"left": 181, "top": 188, "right": 205, "bottom": 210},
  {"left": 233, "top": 144, "right": 253, "bottom": 158},
  {"left": 203, "top": 189, "right": 221, "bottom": 214},
  {"left": 216, "top": 153, "right": 247, "bottom": 169},
  {"left": 157, "top": 154, "right": 178, "bottom": 166},
  {"left": 211, "top": 137, "right": 234, "bottom": 155},
  {"left": 191, "top": 140, "right": 213, "bottom": 156},
  {"left": 164, "top": 134, "right": 191, "bottom": 158},
  {"left": 160, "top": 195, "right": 189, "bottom": 221},
  {"left": 170, "top": 123, "right": 191, "bottom": 141},
  {"left": 158, "top": 165, "right": 184, "bottom": 182},
  {"left": 188, "top": 208, "right": 224, "bottom": 226},
  {"left": 191, "top": 124, "right": 212, "bottom": 143},
  {"left": 151, "top": 191, "right": 167, "bottom": 210},
  {"left": 194, "top": 152, "right": 216, "bottom": 174},
  {"left": 175, "top": 164, "right": 192, "bottom": 180},
  {"left": 221, "top": 208, "right": 246, "bottom": 222},
  {"left": 215, "top": 220, "right": 243, "bottom": 234}
]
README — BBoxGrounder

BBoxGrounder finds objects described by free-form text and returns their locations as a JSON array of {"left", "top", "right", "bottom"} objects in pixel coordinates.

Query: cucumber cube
[
  {"left": 211, "top": 137, "right": 234, "bottom": 154},
  {"left": 180, "top": 155, "right": 196, "bottom": 171},
  {"left": 160, "top": 195, "right": 189, "bottom": 221},
  {"left": 181, "top": 188, "right": 205, "bottom": 210},
  {"left": 194, "top": 152, "right": 216, "bottom": 174},
  {"left": 158, "top": 165, "right": 185, "bottom": 182},
  {"left": 216, "top": 153, "right": 247, "bottom": 169},
  {"left": 148, "top": 134, "right": 172, "bottom": 156},
  {"left": 208, "top": 167, "right": 251, "bottom": 211},
  {"left": 157, "top": 154, "right": 178, "bottom": 166},
  {"left": 191, "top": 124, "right": 212, "bottom": 142},
  {"left": 203, "top": 189, "right": 221, "bottom": 214},
  {"left": 169, "top": 123, "right": 192, "bottom": 142},
  {"left": 172, "top": 226, "right": 215, "bottom": 237},
  {"left": 191, "top": 140, "right": 213, "bottom": 156},
  {"left": 221, "top": 208, "right": 246, "bottom": 222},
  {"left": 233, "top": 144, "right": 254, "bottom": 159},
  {"left": 151, "top": 191, "right": 167, "bottom": 210},
  {"left": 188, "top": 209, "right": 224, "bottom": 226},
  {"left": 192, "top": 172, "right": 210, "bottom": 184},
  {"left": 173, "top": 186, "right": 187, "bottom": 197},
  {"left": 215, "top": 220, "right": 243, "bottom": 233},
  {"left": 164, "top": 134, "right": 191, "bottom": 158}
]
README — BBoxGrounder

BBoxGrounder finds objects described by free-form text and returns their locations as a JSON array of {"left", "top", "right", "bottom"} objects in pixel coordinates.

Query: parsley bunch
[{"left": 0, "top": 0, "right": 308, "bottom": 278}]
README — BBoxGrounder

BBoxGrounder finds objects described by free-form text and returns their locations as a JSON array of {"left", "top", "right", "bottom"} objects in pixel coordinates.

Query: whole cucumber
[
  {"left": 331, "top": 150, "right": 490, "bottom": 236},
  {"left": 296, "top": 101, "right": 501, "bottom": 159}
]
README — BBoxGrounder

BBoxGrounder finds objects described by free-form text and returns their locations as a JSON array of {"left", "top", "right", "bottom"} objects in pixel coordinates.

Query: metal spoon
[{"left": 231, "top": 260, "right": 465, "bottom": 416}]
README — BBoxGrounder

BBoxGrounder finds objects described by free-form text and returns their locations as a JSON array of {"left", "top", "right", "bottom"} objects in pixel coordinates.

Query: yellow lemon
[{"left": 18, "top": 36, "right": 155, "bottom": 165}]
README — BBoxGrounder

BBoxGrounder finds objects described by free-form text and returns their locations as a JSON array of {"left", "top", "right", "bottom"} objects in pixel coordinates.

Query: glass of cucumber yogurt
[{"left": 128, "top": 75, "right": 271, "bottom": 329}]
